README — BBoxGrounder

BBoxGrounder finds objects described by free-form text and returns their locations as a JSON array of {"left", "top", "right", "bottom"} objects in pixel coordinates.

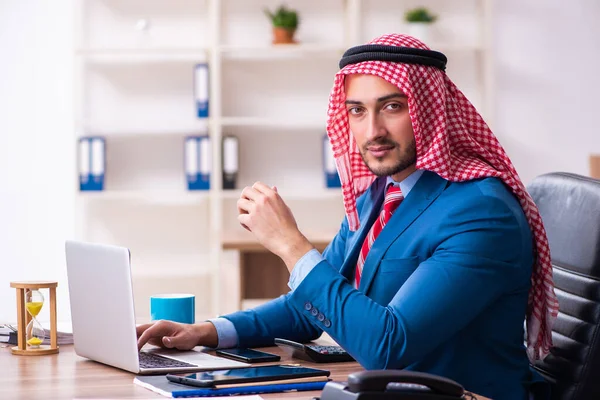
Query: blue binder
[
  {"left": 194, "top": 63, "right": 209, "bottom": 118},
  {"left": 323, "top": 134, "right": 341, "bottom": 188},
  {"left": 79, "top": 136, "right": 105, "bottom": 191},
  {"left": 185, "top": 135, "right": 210, "bottom": 190}
]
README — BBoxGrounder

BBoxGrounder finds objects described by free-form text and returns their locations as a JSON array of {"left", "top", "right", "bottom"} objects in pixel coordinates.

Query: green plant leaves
[
  {"left": 404, "top": 7, "right": 437, "bottom": 23},
  {"left": 264, "top": 5, "right": 299, "bottom": 29}
]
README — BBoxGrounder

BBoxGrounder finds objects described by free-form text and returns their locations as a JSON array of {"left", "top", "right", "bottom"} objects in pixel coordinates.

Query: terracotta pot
[{"left": 272, "top": 27, "right": 296, "bottom": 44}]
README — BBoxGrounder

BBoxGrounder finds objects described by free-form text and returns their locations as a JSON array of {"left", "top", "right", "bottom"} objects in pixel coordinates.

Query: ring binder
[
  {"left": 194, "top": 64, "right": 209, "bottom": 118},
  {"left": 222, "top": 135, "right": 239, "bottom": 190},
  {"left": 323, "top": 134, "right": 341, "bottom": 188},
  {"left": 185, "top": 135, "right": 210, "bottom": 190},
  {"left": 79, "top": 136, "right": 105, "bottom": 191}
]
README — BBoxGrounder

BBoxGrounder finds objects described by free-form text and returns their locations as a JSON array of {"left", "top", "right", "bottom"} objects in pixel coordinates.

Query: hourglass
[{"left": 10, "top": 281, "right": 59, "bottom": 356}]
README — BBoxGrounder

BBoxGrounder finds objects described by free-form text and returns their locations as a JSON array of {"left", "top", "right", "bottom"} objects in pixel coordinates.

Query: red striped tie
[{"left": 355, "top": 184, "right": 404, "bottom": 288}]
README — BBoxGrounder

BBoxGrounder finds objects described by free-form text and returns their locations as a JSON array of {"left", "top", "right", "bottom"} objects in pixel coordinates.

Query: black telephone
[{"left": 320, "top": 370, "right": 469, "bottom": 400}]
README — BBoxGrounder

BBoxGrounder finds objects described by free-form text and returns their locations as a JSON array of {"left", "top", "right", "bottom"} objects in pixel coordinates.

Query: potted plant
[
  {"left": 404, "top": 6, "right": 438, "bottom": 43},
  {"left": 264, "top": 5, "right": 299, "bottom": 44}
]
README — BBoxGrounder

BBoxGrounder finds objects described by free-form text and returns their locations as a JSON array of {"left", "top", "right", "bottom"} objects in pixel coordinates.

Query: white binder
[
  {"left": 79, "top": 136, "right": 105, "bottom": 191},
  {"left": 185, "top": 135, "right": 210, "bottom": 190},
  {"left": 194, "top": 64, "right": 209, "bottom": 118},
  {"left": 222, "top": 135, "right": 239, "bottom": 189},
  {"left": 323, "top": 134, "right": 341, "bottom": 188}
]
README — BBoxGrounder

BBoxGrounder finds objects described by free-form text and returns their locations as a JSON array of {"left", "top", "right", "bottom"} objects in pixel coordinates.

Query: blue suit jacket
[{"left": 224, "top": 171, "right": 540, "bottom": 400}]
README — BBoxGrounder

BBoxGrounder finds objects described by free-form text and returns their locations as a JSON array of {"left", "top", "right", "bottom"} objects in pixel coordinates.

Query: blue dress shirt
[{"left": 208, "top": 170, "right": 425, "bottom": 348}]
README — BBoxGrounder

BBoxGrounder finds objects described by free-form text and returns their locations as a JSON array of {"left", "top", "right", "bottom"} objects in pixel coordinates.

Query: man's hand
[
  {"left": 237, "top": 182, "right": 314, "bottom": 271},
  {"left": 136, "top": 320, "right": 218, "bottom": 351}
]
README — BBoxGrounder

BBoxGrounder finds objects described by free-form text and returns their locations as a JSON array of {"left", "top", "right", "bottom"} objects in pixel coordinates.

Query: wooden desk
[{"left": 0, "top": 343, "right": 489, "bottom": 399}]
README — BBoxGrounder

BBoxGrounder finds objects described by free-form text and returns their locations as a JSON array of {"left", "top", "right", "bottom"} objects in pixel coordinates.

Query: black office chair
[{"left": 528, "top": 172, "right": 600, "bottom": 400}]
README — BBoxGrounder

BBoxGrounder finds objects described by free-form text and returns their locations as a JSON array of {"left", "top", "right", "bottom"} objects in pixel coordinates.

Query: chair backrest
[{"left": 528, "top": 172, "right": 600, "bottom": 400}]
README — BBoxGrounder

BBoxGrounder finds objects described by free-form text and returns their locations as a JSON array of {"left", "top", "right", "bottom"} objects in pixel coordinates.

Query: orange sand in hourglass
[{"left": 26, "top": 300, "right": 44, "bottom": 346}]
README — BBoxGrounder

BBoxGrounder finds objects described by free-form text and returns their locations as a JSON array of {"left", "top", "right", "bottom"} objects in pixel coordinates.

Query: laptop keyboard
[{"left": 139, "top": 352, "right": 197, "bottom": 369}]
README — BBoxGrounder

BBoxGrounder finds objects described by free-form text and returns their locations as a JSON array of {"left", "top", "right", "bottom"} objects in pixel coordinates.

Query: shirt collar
[{"left": 386, "top": 169, "right": 425, "bottom": 197}]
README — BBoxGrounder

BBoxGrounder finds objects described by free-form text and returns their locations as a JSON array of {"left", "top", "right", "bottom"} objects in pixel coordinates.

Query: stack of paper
[
  {"left": 0, "top": 325, "right": 17, "bottom": 344},
  {"left": 0, "top": 322, "right": 74, "bottom": 346}
]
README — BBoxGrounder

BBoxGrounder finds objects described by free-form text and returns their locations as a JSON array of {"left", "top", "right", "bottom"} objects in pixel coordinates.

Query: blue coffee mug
[{"left": 150, "top": 294, "right": 195, "bottom": 324}]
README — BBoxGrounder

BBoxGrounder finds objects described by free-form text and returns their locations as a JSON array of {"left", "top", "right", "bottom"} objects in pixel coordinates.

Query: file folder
[
  {"left": 185, "top": 135, "right": 210, "bottom": 190},
  {"left": 222, "top": 135, "right": 239, "bottom": 190},
  {"left": 79, "top": 136, "right": 105, "bottom": 191},
  {"left": 323, "top": 134, "right": 341, "bottom": 188},
  {"left": 194, "top": 63, "right": 209, "bottom": 118}
]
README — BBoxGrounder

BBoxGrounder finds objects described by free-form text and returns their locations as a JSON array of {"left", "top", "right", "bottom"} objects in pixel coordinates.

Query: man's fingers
[
  {"left": 251, "top": 182, "right": 272, "bottom": 194},
  {"left": 238, "top": 214, "right": 251, "bottom": 230},
  {"left": 241, "top": 186, "right": 261, "bottom": 201},
  {"left": 162, "top": 336, "right": 175, "bottom": 348},
  {"left": 137, "top": 328, "right": 154, "bottom": 350},
  {"left": 137, "top": 321, "right": 172, "bottom": 350},
  {"left": 136, "top": 323, "right": 154, "bottom": 338},
  {"left": 237, "top": 198, "right": 254, "bottom": 214}
]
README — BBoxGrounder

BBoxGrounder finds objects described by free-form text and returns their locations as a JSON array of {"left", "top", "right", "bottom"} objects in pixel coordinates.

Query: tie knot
[{"left": 384, "top": 184, "right": 404, "bottom": 214}]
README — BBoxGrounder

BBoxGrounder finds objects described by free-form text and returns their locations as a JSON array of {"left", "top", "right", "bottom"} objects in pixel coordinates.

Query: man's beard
[{"left": 360, "top": 138, "right": 417, "bottom": 177}]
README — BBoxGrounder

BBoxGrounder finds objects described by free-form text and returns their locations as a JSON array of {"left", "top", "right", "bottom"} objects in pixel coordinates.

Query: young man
[{"left": 137, "top": 34, "right": 558, "bottom": 399}]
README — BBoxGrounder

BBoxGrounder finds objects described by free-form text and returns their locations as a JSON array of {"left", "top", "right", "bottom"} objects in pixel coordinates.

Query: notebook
[
  {"left": 65, "top": 240, "right": 250, "bottom": 374},
  {"left": 134, "top": 374, "right": 328, "bottom": 398}
]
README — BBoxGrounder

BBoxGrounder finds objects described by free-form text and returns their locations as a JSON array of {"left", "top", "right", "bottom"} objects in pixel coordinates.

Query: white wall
[
  {"left": 0, "top": 1, "right": 75, "bottom": 324},
  {"left": 493, "top": 0, "right": 600, "bottom": 184}
]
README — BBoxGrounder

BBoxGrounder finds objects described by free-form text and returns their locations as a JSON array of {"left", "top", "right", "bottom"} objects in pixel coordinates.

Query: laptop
[{"left": 64, "top": 240, "right": 250, "bottom": 374}]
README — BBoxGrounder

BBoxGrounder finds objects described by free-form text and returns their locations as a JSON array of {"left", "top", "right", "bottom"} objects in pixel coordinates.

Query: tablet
[{"left": 166, "top": 364, "right": 330, "bottom": 388}]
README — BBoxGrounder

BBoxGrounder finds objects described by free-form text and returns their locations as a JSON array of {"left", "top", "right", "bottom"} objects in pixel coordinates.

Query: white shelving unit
[{"left": 73, "top": 0, "right": 493, "bottom": 321}]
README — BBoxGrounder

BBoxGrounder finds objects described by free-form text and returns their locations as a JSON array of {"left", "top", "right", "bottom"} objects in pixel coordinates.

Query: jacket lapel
[
  {"left": 358, "top": 171, "right": 449, "bottom": 294},
  {"left": 339, "top": 177, "right": 387, "bottom": 280}
]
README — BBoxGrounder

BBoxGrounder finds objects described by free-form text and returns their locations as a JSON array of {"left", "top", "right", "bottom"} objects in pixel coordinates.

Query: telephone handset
[{"left": 320, "top": 370, "right": 470, "bottom": 400}]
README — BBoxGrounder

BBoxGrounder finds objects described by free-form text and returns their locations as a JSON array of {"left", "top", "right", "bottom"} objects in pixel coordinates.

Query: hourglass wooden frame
[{"left": 10, "top": 281, "right": 59, "bottom": 356}]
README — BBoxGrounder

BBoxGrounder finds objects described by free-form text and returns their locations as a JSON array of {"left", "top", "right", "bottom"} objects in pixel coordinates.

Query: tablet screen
[{"left": 181, "top": 364, "right": 329, "bottom": 386}]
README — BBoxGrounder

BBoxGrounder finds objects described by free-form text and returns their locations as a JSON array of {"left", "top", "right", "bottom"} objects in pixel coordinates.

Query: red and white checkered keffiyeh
[{"left": 326, "top": 33, "right": 558, "bottom": 361}]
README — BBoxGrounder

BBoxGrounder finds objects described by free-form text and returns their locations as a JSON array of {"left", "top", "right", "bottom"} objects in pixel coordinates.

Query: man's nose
[{"left": 366, "top": 114, "right": 386, "bottom": 141}]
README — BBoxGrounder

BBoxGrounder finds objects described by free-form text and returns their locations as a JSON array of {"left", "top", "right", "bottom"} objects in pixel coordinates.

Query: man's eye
[
  {"left": 348, "top": 107, "right": 363, "bottom": 115},
  {"left": 386, "top": 103, "right": 403, "bottom": 110}
]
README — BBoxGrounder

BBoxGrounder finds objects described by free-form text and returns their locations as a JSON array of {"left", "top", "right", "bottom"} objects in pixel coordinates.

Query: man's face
[{"left": 344, "top": 74, "right": 417, "bottom": 181}]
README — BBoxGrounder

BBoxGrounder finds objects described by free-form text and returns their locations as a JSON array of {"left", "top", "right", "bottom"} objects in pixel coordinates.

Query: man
[{"left": 137, "top": 34, "right": 558, "bottom": 399}]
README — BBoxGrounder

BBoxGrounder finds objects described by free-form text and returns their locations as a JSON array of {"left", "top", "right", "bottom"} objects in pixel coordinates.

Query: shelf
[
  {"left": 132, "top": 268, "right": 212, "bottom": 279},
  {"left": 74, "top": 0, "right": 493, "bottom": 319},
  {"left": 220, "top": 188, "right": 341, "bottom": 200},
  {"left": 222, "top": 230, "right": 335, "bottom": 251},
  {"left": 78, "top": 190, "right": 209, "bottom": 205},
  {"left": 77, "top": 48, "right": 209, "bottom": 64},
  {"left": 429, "top": 42, "right": 486, "bottom": 53},
  {"left": 78, "top": 0, "right": 209, "bottom": 52},
  {"left": 79, "top": 119, "right": 211, "bottom": 138},
  {"left": 219, "top": 44, "right": 345, "bottom": 60},
  {"left": 220, "top": 117, "right": 326, "bottom": 130}
]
